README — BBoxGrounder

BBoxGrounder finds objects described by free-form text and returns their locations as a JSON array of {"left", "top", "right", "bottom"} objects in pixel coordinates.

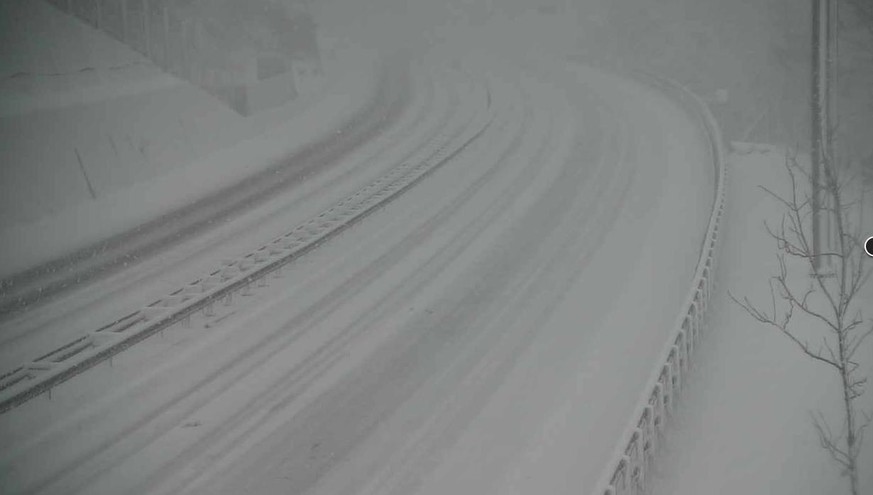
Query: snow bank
[
  {"left": 0, "top": 0, "right": 172, "bottom": 117},
  {"left": 651, "top": 145, "right": 873, "bottom": 495},
  {"left": 0, "top": 0, "right": 382, "bottom": 278},
  {"left": 0, "top": 46, "right": 378, "bottom": 279},
  {"left": 0, "top": 0, "right": 381, "bottom": 279}
]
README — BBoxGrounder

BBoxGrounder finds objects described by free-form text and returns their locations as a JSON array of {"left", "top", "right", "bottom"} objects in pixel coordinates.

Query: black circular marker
[{"left": 866, "top": 236, "right": 873, "bottom": 258}]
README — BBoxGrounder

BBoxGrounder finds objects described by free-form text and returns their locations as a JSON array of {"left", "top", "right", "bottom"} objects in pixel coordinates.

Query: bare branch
[
  {"left": 730, "top": 291, "right": 841, "bottom": 370},
  {"left": 847, "top": 323, "right": 873, "bottom": 360},
  {"left": 771, "top": 263, "right": 840, "bottom": 334},
  {"left": 737, "top": 150, "right": 870, "bottom": 494},
  {"left": 812, "top": 411, "right": 853, "bottom": 469}
]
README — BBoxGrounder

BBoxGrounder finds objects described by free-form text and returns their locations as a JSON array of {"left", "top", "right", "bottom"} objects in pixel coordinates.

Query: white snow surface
[
  {"left": 0, "top": 5, "right": 731, "bottom": 495},
  {"left": 0, "top": 0, "right": 175, "bottom": 117},
  {"left": 651, "top": 145, "right": 873, "bottom": 495},
  {"left": 0, "top": 41, "right": 716, "bottom": 495},
  {"left": 0, "top": 47, "right": 378, "bottom": 279},
  {"left": 2, "top": 3, "right": 870, "bottom": 495},
  {"left": 0, "top": 0, "right": 377, "bottom": 278}
]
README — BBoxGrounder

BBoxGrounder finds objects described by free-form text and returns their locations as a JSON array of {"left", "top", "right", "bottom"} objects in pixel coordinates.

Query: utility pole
[
  {"left": 826, "top": 0, "right": 840, "bottom": 266},
  {"left": 811, "top": 0, "right": 831, "bottom": 272}
]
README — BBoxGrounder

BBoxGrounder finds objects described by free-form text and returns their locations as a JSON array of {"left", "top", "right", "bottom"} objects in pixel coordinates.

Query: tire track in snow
[
  {"left": 0, "top": 59, "right": 411, "bottom": 319},
  {"left": 0, "top": 57, "right": 445, "bottom": 369},
  {"left": 0, "top": 64, "right": 496, "bottom": 495},
  {"left": 153, "top": 76, "right": 539, "bottom": 495},
  {"left": 310, "top": 68, "right": 635, "bottom": 495}
]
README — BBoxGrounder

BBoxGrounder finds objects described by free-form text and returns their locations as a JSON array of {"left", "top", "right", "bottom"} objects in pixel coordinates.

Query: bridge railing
[{"left": 590, "top": 72, "right": 727, "bottom": 495}]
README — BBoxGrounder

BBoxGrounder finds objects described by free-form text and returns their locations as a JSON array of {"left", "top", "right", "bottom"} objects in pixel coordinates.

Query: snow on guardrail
[
  {"left": 0, "top": 76, "right": 495, "bottom": 415},
  {"left": 590, "top": 72, "right": 727, "bottom": 495}
]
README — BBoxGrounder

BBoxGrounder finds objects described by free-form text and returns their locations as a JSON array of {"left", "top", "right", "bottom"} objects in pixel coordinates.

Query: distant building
[
  {"left": 172, "top": 0, "right": 323, "bottom": 114},
  {"left": 42, "top": 0, "right": 320, "bottom": 115}
]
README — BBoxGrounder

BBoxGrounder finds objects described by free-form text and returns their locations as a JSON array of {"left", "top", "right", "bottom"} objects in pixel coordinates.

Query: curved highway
[{"left": 0, "top": 50, "right": 714, "bottom": 495}]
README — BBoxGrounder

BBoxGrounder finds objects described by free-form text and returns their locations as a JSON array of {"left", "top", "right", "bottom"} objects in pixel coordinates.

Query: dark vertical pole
[
  {"left": 826, "top": 0, "right": 839, "bottom": 263},
  {"left": 823, "top": 0, "right": 832, "bottom": 265},
  {"left": 811, "top": 0, "right": 823, "bottom": 271}
]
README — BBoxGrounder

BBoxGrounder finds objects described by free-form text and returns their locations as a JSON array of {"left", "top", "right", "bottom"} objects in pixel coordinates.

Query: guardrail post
[
  {"left": 676, "top": 334, "right": 687, "bottom": 374},
  {"left": 650, "top": 383, "right": 664, "bottom": 446},
  {"left": 702, "top": 268, "right": 711, "bottom": 317},
  {"left": 688, "top": 303, "right": 698, "bottom": 343},
  {"left": 682, "top": 318, "right": 693, "bottom": 362},
  {"left": 668, "top": 349, "right": 680, "bottom": 398},
  {"left": 610, "top": 457, "right": 629, "bottom": 495},
  {"left": 660, "top": 365, "right": 672, "bottom": 417}
]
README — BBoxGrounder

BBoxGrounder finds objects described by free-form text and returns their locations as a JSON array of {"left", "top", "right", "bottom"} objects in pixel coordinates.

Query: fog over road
[
  {"left": 0, "top": 0, "right": 727, "bottom": 492},
  {"left": 0, "top": 33, "right": 715, "bottom": 494}
]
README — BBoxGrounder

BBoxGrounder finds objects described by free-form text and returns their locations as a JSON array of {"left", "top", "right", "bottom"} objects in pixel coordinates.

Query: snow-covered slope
[
  {"left": 0, "top": 0, "right": 375, "bottom": 279},
  {"left": 651, "top": 145, "right": 873, "bottom": 495},
  {"left": 0, "top": 0, "right": 171, "bottom": 116}
]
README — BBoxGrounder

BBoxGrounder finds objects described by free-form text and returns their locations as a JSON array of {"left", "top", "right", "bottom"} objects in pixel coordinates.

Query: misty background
[
  {"left": 312, "top": 0, "right": 873, "bottom": 173},
  {"left": 4, "top": 0, "right": 872, "bottom": 185},
  {"left": 0, "top": 1, "right": 871, "bottom": 494}
]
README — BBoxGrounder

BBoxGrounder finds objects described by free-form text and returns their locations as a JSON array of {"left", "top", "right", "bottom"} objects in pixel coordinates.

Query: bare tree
[{"left": 730, "top": 150, "right": 872, "bottom": 495}]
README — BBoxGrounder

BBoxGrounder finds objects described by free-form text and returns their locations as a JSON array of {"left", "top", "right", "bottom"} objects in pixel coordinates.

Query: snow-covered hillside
[
  {"left": 0, "top": 0, "right": 378, "bottom": 278},
  {"left": 652, "top": 145, "right": 873, "bottom": 495}
]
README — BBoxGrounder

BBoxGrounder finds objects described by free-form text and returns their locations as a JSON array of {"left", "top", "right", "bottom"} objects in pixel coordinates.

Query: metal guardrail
[
  {"left": 0, "top": 80, "right": 495, "bottom": 415},
  {"left": 590, "top": 73, "right": 727, "bottom": 495}
]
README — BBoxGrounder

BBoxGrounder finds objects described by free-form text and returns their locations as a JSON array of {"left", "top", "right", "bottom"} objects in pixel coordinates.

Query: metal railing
[
  {"left": 590, "top": 73, "right": 727, "bottom": 495},
  {"left": 0, "top": 78, "right": 494, "bottom": 415}
]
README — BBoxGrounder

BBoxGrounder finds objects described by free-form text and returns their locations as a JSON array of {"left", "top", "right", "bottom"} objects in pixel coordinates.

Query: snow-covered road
[{"left": 0, "top": 51, "right": 715, "bottom": 495}]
